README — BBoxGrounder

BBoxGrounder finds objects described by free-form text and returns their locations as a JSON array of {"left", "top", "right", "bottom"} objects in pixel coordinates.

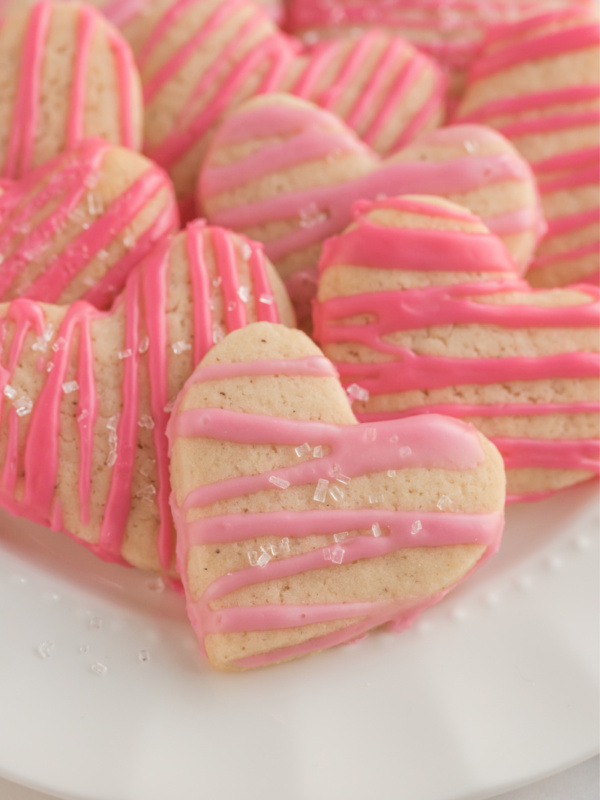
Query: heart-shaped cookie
[
  {"left": 455, "top": 6, "right": 600, "bottom": 288},
  {"left": 0, "top": 223, "right": 294, "bottom": 572},
  {"left": 199, "top": 93, "right": 543, "bottom": 299},
  {"left": 285, "top": 0, "right": 592, "bottom": 96},
  {"left": 135, "top": 0, "right": 445, "bottom": 216},
  {"left": 313, "top": 195, "right": 599, "bottom": 502},
  {"left": 0, "top": 2, "right": 143, "bottom": 179},
  {"left": 168, "top": 321, "right": 506, "bottom": 671},
  {"left": 0, "top": 138, "right": 178, "bottom": 308}
]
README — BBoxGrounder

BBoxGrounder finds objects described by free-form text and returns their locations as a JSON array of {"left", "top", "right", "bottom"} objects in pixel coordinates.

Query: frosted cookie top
[
  {"left": 0, "top": 2, "right": 143, "bottom": 179},
  {"left": 168, "top": 321, "right": 506, "bottom": 670}
]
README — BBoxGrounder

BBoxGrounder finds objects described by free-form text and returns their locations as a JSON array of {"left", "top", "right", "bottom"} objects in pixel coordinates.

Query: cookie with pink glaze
[
  {"left": 0, "top": 2, "right": 143, "bottom": 179},
  {"left": 167, "top": 321, "right": 506, "bottom": 671},
  {"left": 135, "top": 0, "right": 446, "bottom": 218},
  {"left": 0, "top": 138, "right": 178, "bottom": 308},
  {"left": 0, "top": 224, "right": 294, "bottom": 573},
  {"left": 455, "top": 7, "right": 600, "bottom": 288},
  {"left": 312, "top": 195, "right": 600, "bottom": 502},
  {"left": 199, "top": 93, "right": 543, "bottom": 312},
  {"left": 285, "top": 0, "right": 594, "bottom": 97}
]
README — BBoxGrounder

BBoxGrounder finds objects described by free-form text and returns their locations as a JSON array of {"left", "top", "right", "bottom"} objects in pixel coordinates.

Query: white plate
[{"left": 0, "top": 484, "right": 598, "bottom": 800}]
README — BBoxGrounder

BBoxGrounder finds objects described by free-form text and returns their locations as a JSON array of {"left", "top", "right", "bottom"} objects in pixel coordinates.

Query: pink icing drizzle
[
  {"left": 201, "top": 103, "right": 542, "bottom": 267},
  {"left": 168, "top": 357, "right": 504, "bottom": 668},
  {"left": 138, "top": 0, "right": 445, "bottom": 216},
  {"left": 455, "top": 9, "right": 600, "bottom": 283},
  {"left": 0, "top": 138, "right": 178, "bottom": 308},
  {"left": 1, "top": 3, "right": 139, "bottom": 179},
  {"left": 312, "top": 197, "right": 600, "bottom": 501},
  {"left": 0, "top": 225, "right": 281, "bottom": 569}
]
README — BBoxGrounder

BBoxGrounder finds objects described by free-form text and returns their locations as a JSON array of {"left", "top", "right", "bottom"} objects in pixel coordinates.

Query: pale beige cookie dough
[
  {"left": 0, "top": 2, "right": 143, "bottom": 179},
  {"left": 169, "top": 322, "right": 506, "bottom": 671},
  {"left": 0, "top": 226, "right": 294, "bottom": 573},
  {"left": 455, "top": 6, "right": 600, "bottom": 287},
  {"left": 314, "top": 195, "right": 599, "bottom": 500}
]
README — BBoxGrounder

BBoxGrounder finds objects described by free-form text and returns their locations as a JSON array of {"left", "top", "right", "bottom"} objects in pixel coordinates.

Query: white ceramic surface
[{"left": 0, "top": 483, "right": 598, "bottom": 800}]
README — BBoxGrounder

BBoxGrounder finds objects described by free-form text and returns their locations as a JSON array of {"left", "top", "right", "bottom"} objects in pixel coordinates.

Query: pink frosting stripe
[
  {"left": 247, "top": 242, "right": 280, "bottom": 323},
  {"left": 175, "top": 410, "right": 485, "bottom": 512},
  {"left": 76, "top": 311, "right": 98, "bottom": 527},
  {"left": 319, "top": 222, "right": 515, "bottom": 275},
  {"left": 496, "top": 437, "right": 600, "bottom": 472},
  {"left": 457, "top": 85, "right": 600, "bottom": 126},
  {"left": 98, "top": 276, "right": 141, "bottom": 560},
  {"left": 469, "top": 23, "right": 600, "bottom": 82},
  {"left": 186, "top": 357, "right": 338, "bottom": 386},
  {"left": 102, "top": 0, "right": 148, "bottom": 27},
  {"left": 169, "top": 375, "right": 505, "bottom": 667},
  {"left": 108, "top": 22, "right": 139, "bottom": 150},
  {"left": 186, "top": 221, "right": 213, "bottom": 365},
  {"left": 313, "top": 198, "right": 599, "bottom": 498},
  {"left": 3, "top": 2, "right": 51, "bottom": 178},
  {"left": 212, "top": 228, "right": 247, "bottom": 331}
]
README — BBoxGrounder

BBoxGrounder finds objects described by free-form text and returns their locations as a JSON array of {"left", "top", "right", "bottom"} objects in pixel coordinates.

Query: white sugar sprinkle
[
  {"left": 329, "top": 486, "right": 344, "bottom": 502},
  {"left": 15, "top": 397, "right": 33, "bottom": 417},
  {"left": 90, "top": 662, "right": 108, "bottom": 676},
  {"left": 52, "top": 337, "right": 67, "bottom": 352},
  {"left": 118, "top": 348, "right": 133, "bottom": 360},
  {"left": 372, "top": 523, "right": 383, "bottom": 538},
  {"left": 279, "top": 538, "right": 290, "bottom": 555},
  {"left": 3, "top": 384, "right": 17, "bottom": 400},
  {"left": 88, "top": 616, "right": 103, "bottom": 630},
  {"left": 363, "top": 427, "right": 377, "bottom": 443},
  {"left": 387, "top": 469, "right": 396, "bottom": 478},
  {"left": 237, "top": 285, "right": 250, "bottom": 303},
  {"left": 295, "top": 442, "right": 311, "bottom": 458},
  {"left": 138, "top": 336, "right": 149, "bottom": 355},
  {"left": 37, "top": 641, "right": 54, "bottom": 659},
  {"left": 411, "top": 520, "right": 423, "bottom": 536},
  {"left": 227, "top": 301, "right": 237, "bottom": 312},
  {"left": 313, "top": 445, "right": 324, "bottom": 459},
  {"left": 334, "top": 532, "right": 350, "bottom": 543},
  {"left": 62, "top": 380, "right": 79, "bottom": 394},
  {"left": 259, "top": 293, "right": 274, "bottom": 305},
  {"left": 269, "top": 475, "right": 290, "bottom": 490},
  {"left": 336, "top": 473, "right": 351, "bottom": 485},
  {"left": 172, "top": 340, "right": 191, "bottom": 355},
  {"left": 241, "top": 242, "right": 253, "bottom": 261},
  {"left": 437, "top": 495, "right": 453, "bottom": 511},
  {"left": 324, "top": 545, "right": 345, "bottom": 564},
  {"left": 314, "top": 478, "right": 329, "bottom": 503},
  {"left": 347, "top": 383, "right": 370, "bottom": 402},
  {"left": 257, "top": 552, "right": 271, "bottom": 568},
  {"left": 164, "top": 398, "right": 176, "bottom": 413},
  {"left": 136, "top": 485, "right": 156, "bottom": 502},
  {"left": 399, "top": 446, "right": 412, "bottom": 458},
  {"left": 77, "top": 409, "right": 89, "bottom": 423},
  {"left": 138, "top": 415, "right": 155, "bottom": 430},
  {"left": 212, "top": 324, "right": 224, "bottom": 344},
  {"left": 248, "top": 551, "right": 259, "bottom": 567},
  {"left": 369, "top": 493, "right": 384, "bottom": 504}
]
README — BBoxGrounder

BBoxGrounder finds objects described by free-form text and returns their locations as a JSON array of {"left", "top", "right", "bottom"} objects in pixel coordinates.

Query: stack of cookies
[{"left": 0, "top": 0, "right": 597, "bottom": 671}]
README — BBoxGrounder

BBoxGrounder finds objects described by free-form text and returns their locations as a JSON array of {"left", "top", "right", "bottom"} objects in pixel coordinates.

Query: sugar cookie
[
  {"left": 313, "top": 195, "right": 600, "bottom": 502},
  {"left": 0, "top": 2, "right": 143, "bottom": 179},
  {"left": 0, "top": 224, "right": 294, "bottom": 572},
  {"left": 168, "top": 321, "right": 506, "bottom": 670},
  {"left": 0, "top": 138, "right": 178, "bottom": 307},
  {"left": 455, "top": 7, "right": 600, "bottom": 287}
]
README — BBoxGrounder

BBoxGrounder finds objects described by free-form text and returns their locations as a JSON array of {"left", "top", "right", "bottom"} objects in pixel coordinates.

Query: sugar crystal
[
  {"left": 369, "top": 493, "right": 384, "bottom": 504},
  {"left": 259, "top": 293, "right": 274, "bottom": 305},
  {"left": 15, "top": 397, "right": 33, "bottom": 417},
  {"left": 437, "top": 495, "right": 453, "bottom": 511},
  {"left": 399, "top": 446, "right": 412, "bottom": 458},
  {"left": 363, "top": 427, "right": 377, "bottom": 443},
  {"left": 138, "top": 336, "right": 149, "bottom": 355},
  {"left": 257, "top": 552, "right": 271, "bottom": 568},
  {"left": 372, "top": 523, "right": 383, "bottom": 538},
  {"left": 37, "top": 641, "right": 54, "bottom": 659},
  {"left": 241, "top": 242, "right": 253, "bottom": 261},
  {"left": 329, "top": 486, "right": 344, "bottom": 502},
  {"left": 88, "top": 615, "right": 103, "bottom": 630},
  {"left": 62, "top": 380, "right": 79, "bottom": 394},
  {"left": 52, "top": 337, "right": 67, "bottom": 352},
  {"left": 313, "top": 445, "right": 324, "bottom": 459},
  {"left": 295, "top": 442, "right": 311, "bottom": 458},
  {"left": 411, "top": 520, "right": 423, "bottom": 536},
  {"left": 334, "top": 531, "right": 350, "bottom": 543},
  {"left": 118, "top": 348, "right": 133, "bottom": 360},
  {"left": 347, "top": 384, "right": 370, "bottom": 402},
  {"left": 3, "top": 384, "right": 17, "bottom": 400},
  {"left": 237, "top": 285, "right": 250, "bottom": 303},
  {"left": 138, "top": 415, "right": 155, "bottom": 430},
  {"left": 90, "top": 662, "right": 108, "bottom": 676},
  {"left": 171, "top": 340, "right": 191, "bottom": 355},
  {"left": 314, "top": 478, "right": 329, "bottom": 503},
  {"left": 269, "top": 475, "right": 290, "bottom": 490},
  {"left": 387, "top": 469, "right": 396, "bottom": 478}
]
